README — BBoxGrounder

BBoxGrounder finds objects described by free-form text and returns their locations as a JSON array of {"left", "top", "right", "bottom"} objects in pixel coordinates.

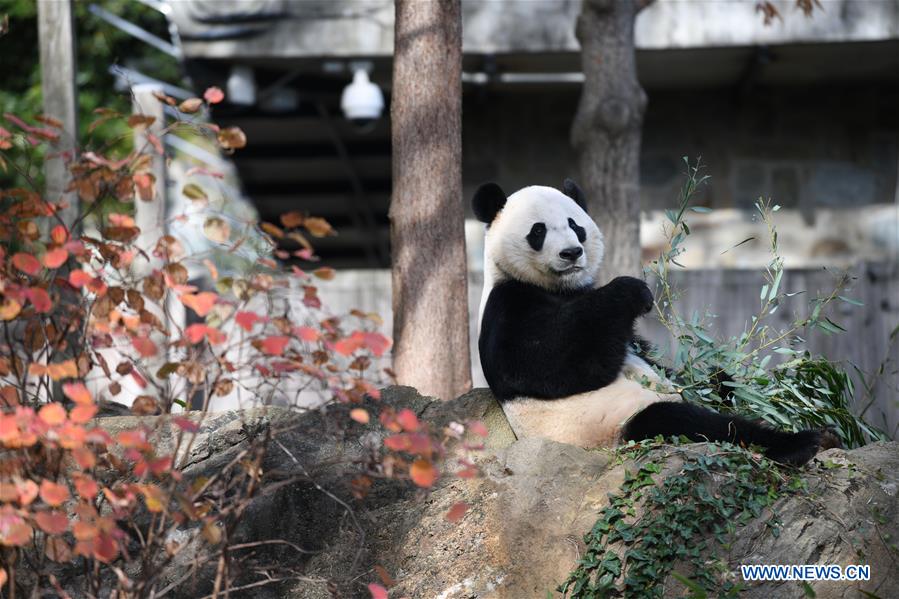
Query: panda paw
[{"left": 608, "top": 276, "right": 654, "bottom": 315}]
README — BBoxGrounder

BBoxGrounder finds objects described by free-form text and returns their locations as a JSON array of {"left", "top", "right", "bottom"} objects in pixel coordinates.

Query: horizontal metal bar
[{"left": 88, "top": 3, "right": 180, "bottom": 58}]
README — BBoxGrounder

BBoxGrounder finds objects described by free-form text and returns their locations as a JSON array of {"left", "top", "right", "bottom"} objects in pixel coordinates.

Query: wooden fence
[{"left": 318, "top": 262, "right": 899, "bottom": 439}]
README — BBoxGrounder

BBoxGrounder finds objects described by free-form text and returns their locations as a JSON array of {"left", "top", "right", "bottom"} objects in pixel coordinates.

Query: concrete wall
[{"left": 170, "top": 0, "right": 899, "bottom": 59}]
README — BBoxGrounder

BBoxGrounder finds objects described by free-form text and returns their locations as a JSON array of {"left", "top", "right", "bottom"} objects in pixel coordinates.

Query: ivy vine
[{"left": 559, "top": 439, "right": 806, "bottom": 598}]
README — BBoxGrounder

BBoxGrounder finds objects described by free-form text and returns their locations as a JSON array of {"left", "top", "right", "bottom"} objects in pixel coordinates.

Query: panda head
[{"left": 473, "top": 179, "right": 604, "bottom": 292}]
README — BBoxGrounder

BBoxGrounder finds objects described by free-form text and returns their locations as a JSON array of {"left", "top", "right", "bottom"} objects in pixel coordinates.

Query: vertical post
[
  {"left": 390, "top": 0, "right": 471, "bottom": 400},
  {"left": 131, "top": 84, "right": 168, "bottom": 274},
  {"left": 37, "top": 0, "right": 79, "bottom": 229},
  {"left": 131, "top": 85, "right": 178, "bottom": 407}
]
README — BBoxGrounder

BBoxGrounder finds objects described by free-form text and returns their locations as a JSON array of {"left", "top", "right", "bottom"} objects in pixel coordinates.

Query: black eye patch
[
  {"left": 568, "top": 218, "right": 586, "bottom": 243},
  {"left": 526, "top": 223, "right": 547, "bottom": 251}
]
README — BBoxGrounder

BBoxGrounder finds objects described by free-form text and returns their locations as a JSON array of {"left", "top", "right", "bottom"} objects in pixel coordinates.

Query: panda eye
[
  {"left": 568, "top": 218, "right": 586, "bottom": 243},
  {"left": 526, "top": 223, "right": 547, "bottom": 251}
]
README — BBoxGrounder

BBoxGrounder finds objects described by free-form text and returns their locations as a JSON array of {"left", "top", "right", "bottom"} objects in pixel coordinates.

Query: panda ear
[
  {"left": 472, "top": 182, "right": 507, "bottom": 224},
  {"left": 562, "top": 178, "right": 588, "bottom": 213}
]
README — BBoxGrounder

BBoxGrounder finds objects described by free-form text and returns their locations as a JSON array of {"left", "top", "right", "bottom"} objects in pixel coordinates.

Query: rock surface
[{"left": 100, "top": 387, "right": 898, "bottom": 598}]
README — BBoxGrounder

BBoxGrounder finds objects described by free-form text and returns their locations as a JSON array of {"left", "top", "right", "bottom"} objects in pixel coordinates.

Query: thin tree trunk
[
  {"left": 37, "top": 0, "right": 79, "bottom": 229},
  {"left": 571, "top": 0, "right": 650, "bottom": 282},
  {"left": 390, "top": 0, "right": 471, "bottom": 400}
]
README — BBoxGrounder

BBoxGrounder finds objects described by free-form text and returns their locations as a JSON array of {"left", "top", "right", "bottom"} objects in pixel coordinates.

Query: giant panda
[{"left": 474, "top": 179, "right": 826, "bottom": 466}]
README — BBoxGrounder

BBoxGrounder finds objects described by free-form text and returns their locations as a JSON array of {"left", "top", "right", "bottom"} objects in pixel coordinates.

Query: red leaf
[
  {"left": 50, "top": 225, "right": 69, "bottom": 244},
  {"left": 468, "top": 421, "right": 489, "bottom": 438},
  {"left": 93, "top": 531, "right": 119, "bottom": 563},
  {"left": 410, "top": 459, "right": 438, "bottom": 488},
  {"left": 185, "top": 323, "right": 208, "bottom": 344},
  {"left": 35, "top": 510, "right": 69, "bottom": 534},
  {"left": 12, "top": 253, "right": 41, "bottom": 275},
  {"left": 203, "top": 86, "right": 225, "bottom": 104},
  {"left": 445, "top": 502, "right": 469, "bottom": 523},
  {"left": 362, "top": 332, "right": 392, "bottom": 357},
  {"left": 68, "top": 269, "right": 93, "bottom": 288},
  {"left": 295, "top": 326, "right": 320, "bottom": 342},
  {"left": 234, "top": 311, "right": 260, "bottom": 332},
  {"left": 367, "top": 583, "right": 388, "bottom": 599},
  {"left": 25, "top": 287, "right": 52, "bottom": 312},
  {"left": 132, "top": 336, "right": 158, "bottom": 358},
  {"left": 260, "top": 336, "right": 289, "bottom": 356},
  {"left": 396, "top": 409, "right": 420, "bottom": 432},
  {"left": 42, "top": 247, "right": 68, "bottom": 269},
  {"left": 173, "top": 417, "right": 200, "bottom": 433}
]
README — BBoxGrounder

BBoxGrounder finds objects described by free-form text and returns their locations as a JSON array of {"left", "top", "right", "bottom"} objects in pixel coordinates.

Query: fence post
[{"left": 37, "top": 0, "right": 79, "bottom": 229}]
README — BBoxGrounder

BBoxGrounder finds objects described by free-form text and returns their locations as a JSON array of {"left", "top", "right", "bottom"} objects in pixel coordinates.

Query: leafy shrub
[
  {"left": 646, "top": 159, "right": 886, "bottom": 447},
  {"left": 0, "top": 89, "right": 477, "bottom": 597}
]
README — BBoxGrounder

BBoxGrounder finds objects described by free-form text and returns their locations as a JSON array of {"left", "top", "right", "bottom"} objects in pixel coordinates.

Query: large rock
[{"left": 96, "top": 387, "right": 898, "bottom": 598}]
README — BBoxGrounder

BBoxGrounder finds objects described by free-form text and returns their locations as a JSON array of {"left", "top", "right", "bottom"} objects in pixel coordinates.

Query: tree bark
[
  {"left": 571, "top": 0, "right": 649, "bottom": 282},
  {"left": 390, "top": 0, "right": 471, "bottom": 400},
  {"left": 37, "top": 0, "right": 79, "bottom": 229}
]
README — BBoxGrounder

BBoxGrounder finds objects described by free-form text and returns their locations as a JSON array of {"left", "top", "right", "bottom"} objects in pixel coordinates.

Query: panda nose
[{"left": 559, "top": 247, "right": 583, "bottom": 262}]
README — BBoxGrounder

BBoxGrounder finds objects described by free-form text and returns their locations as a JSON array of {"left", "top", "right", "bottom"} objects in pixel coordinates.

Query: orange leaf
[
  {"left": 47, "top": 359, "right": 77, "bottom": 381},
  {"left": 16, "top": 480, "right": 38, "bottom": 506},
  {"left": 260, "top": 336, "right": 289, "bottom": 356},
  {"left": 42, "top": 247, "right": 68, "bottom": 269},
  {"left": 217, "top": 126, "right": 247, "bottom": 150},
  {"left": 35, "top": 510, "right": 69, "bottom": 534},
  {"left": 63, "top": 382, "right": 92, "bottom": 405},
  {"left": 12, "top": 252, "right": 41, "bottom": 275},
  {"left": 349, "top": 408, "right": 370, "bottom": 424},
  {"left": 38, "top": 403, "right": 67, "bottom": 426},
  {"left": 72, "top": 447, "right": 96, "bottom": 469},
  {"left": 0, "top": 298, "right": 21, "bottom": 320},
  {"left": 180, "top": 291, "right": 217, "bottom": 317},
  {"left": 39, "top": 480, "right": 70, "bottom": 507},
  {"left": 295, "top": 326, "right": 320, "bottom": 342},
  {"left": 0, "top": 514, "right": 33, "bottom": 546},
  {"left": 50, "top": 224, "right": 69, "bottom": 244},
  {"left": 445, "top": 502, "right": 469, "bottom": 523},
  {"left": 73, "top": 475, "right": 98, "bottom": 499},
  {"left": 178, "top": 97, "right": 203, "bottom": 114},
  {"left": 70, "top": 404, "right": 98, "bottom": 424},
  {"left": 410, "top": 459, "right": 438, "bottom": 488},
  {"left": 132, "top": 336, "right": 158, "bottom": 358},
  {"left": 312, "top": 266, "right": 335, "bottom": 280}
]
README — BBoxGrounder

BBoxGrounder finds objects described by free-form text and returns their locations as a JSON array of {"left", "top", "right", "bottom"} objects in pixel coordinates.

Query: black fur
[
  {"left": 562, "top": 178, "right": 588, "bottom": 211},
  {"left": 526, "top": 223, "right": 547, "bottom": 251},
  {"left": 621, "top": 402, "right": 823, "bottom": 467},
  {"left": 568, "top": 218, "right": 587, "bottom": 242},
  {"left": 479, "top": 276, "right": 653, "bottom": 400},
  {"left": 479, "top": 276, "right": 823, "bottom": 466},
  {"left": 473, "top": 182, "right": 507, "bottom": 224}
]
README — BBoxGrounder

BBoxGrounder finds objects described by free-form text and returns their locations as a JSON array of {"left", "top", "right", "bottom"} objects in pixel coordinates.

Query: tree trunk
[
  {"left": 571, "top": 0, "right": 649, "bottom": 282},
  {"left": 390, "top": 0, "right": 471, "bottom": 400},
  {"left": 37, "top": 0, "right": 79, "bottom": 229}
]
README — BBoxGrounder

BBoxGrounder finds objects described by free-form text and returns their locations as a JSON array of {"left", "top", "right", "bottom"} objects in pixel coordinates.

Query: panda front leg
[{"left": 621, "top": 402, "right": 833, "bottom": 466}]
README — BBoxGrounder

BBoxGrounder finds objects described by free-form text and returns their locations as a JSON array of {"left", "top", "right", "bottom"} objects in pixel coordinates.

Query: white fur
[
  {"left": 478, "top": 184, "right": 680, "bottom": 448},
  {"left": 478, "top": 186, "right": 604, "bottom": 330}
]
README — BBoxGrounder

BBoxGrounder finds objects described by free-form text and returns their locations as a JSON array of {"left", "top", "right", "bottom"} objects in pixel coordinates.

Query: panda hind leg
[{"left": 621, "top": 402, "right": 832, "bottom": 467}]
